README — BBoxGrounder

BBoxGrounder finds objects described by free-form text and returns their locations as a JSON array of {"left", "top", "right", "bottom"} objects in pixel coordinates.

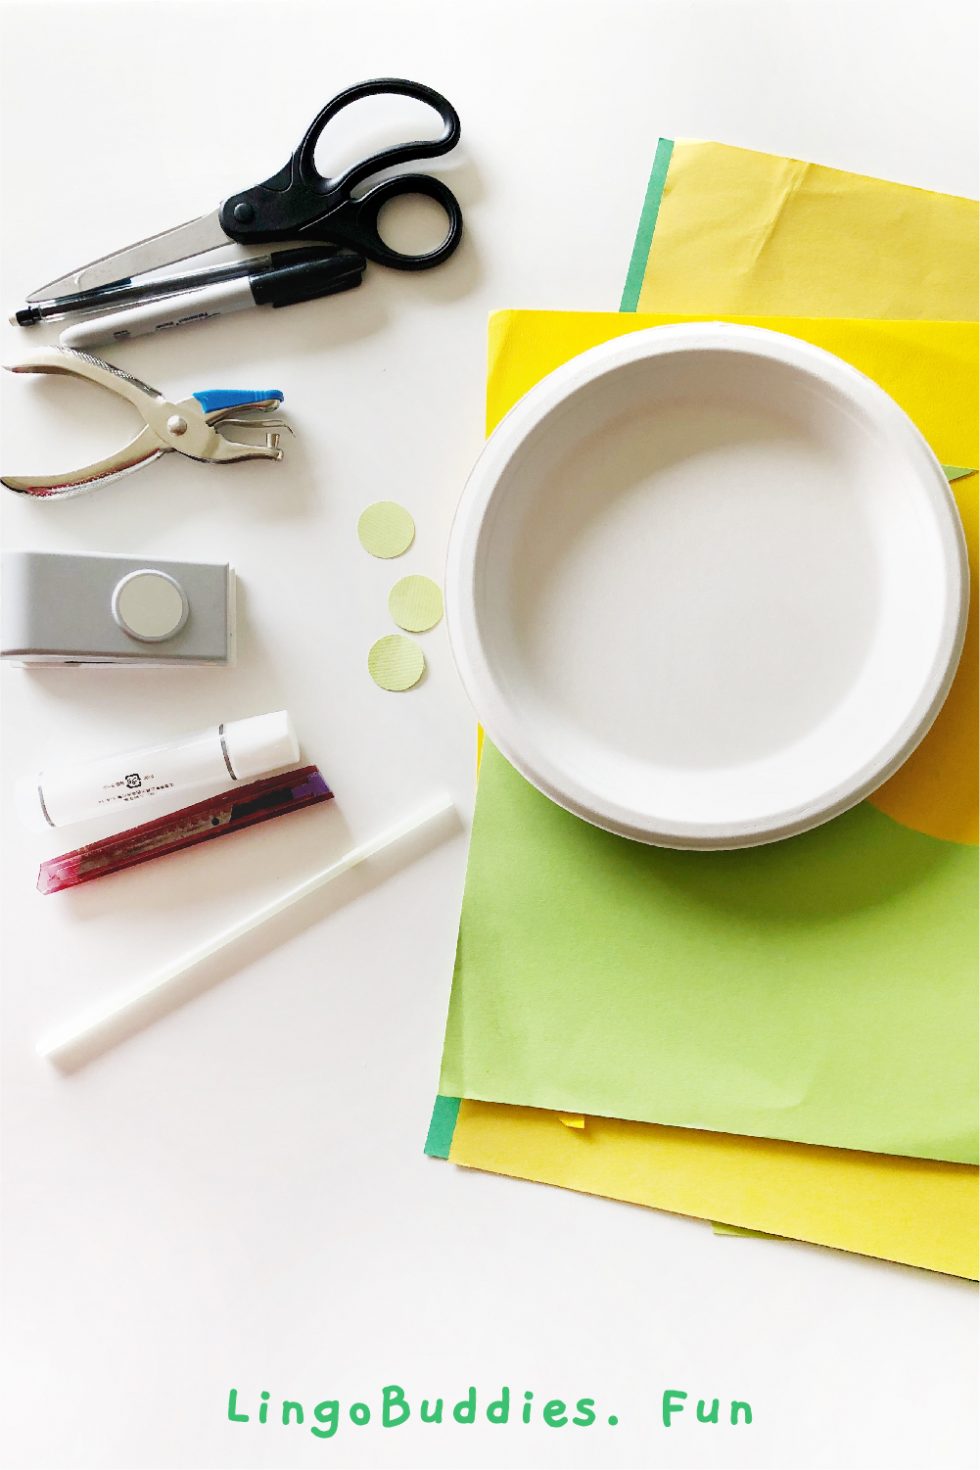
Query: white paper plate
[{"left": 446, "top": 324, "right": 968, "bottom": 848}]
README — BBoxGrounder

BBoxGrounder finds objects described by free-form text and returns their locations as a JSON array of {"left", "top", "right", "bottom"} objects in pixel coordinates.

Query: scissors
[{"left": 22, "top": 78, "right": 463, "bottom": 311}]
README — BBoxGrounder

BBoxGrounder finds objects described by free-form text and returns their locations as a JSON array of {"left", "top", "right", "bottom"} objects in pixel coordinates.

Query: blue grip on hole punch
[{"left": 193, "top": 389, "right": 284, "bottom": 414}]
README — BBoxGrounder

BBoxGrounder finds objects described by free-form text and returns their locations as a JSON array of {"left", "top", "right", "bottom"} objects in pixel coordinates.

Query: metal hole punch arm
[
  {"left": 1, "top": 347, "right": 286, "bottom": 499},
  {"left": 0, "top": 431, "right": 166, "bottom": 498},
  {"left": 6, "top": 348, "right": 165, "bottom": 411}
]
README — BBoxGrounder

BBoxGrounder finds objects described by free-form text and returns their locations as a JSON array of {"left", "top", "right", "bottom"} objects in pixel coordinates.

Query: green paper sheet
[
  {"left": 711, "top": 1222, "right": 778, "bottom": 1239},
  {"left": 439, "top": 743, "right": 978, "bottom": 1164},
  {"left": 425, "top": 1095, "right": 461, "bottom": 1159},
  {"left": 620, "top": 137, "right": 673, "bottom": 312}
]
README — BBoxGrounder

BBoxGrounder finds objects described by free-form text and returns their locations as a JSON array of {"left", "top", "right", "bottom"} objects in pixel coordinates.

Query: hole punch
[{"left": 0, "top": 347, "right": 288, "bottom": 499}]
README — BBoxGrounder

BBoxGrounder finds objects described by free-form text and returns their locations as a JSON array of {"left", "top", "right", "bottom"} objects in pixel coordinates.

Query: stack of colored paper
[{"left": 429, "top": 141, "right": 979, "bottom": 1278}]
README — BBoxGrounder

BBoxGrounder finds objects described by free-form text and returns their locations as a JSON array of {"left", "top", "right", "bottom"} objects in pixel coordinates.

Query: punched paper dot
[
  {"left": 357, "top": 501, "right": 415, "bottom": 558},
  {"left": 388, "top": 575, "right": 444, "bottom": 633},
  {"left": 368, "top": 634, "right": 425, "bottom": 691}
]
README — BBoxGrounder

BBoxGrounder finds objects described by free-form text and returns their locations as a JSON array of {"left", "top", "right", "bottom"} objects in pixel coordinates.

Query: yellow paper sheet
[
  {"left": 454, "top": 308, "right": 978, "bottom": 1268},
  {"left": 453, "top": 154, "right": 979, "bottom": 1268},
  {"left": 637, "top": 140, "right": 979, "bottom": 320},
  {"left": 451, "top": 1102, "right": 979, "bottom": 1279},
  {"left": 636, "top": 148, "right": 979, "bottom": 844}
]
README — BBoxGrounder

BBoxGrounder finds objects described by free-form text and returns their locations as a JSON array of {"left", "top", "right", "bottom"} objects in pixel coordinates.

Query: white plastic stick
[{"left": 37, "top": 792, "right": 455, "bottom": 1068}]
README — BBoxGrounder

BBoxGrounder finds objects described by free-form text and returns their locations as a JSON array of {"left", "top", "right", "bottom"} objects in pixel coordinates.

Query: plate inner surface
[{"left": 471, "top": 347, "right": 957, "bottom": 835}]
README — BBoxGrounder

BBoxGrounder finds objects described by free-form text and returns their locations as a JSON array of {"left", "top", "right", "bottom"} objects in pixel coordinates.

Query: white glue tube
[{"left": 27, "top": 711, "right": 298, "bottom": 829}]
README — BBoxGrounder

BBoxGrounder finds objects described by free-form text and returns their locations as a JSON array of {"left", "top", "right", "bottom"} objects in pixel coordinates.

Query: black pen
[{"left": 13, "top": 246, "right": 365, "bottom": 336}]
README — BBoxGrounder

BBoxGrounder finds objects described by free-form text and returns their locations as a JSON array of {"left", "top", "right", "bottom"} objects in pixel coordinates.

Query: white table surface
[{"left": 1, "top": 3, "right": 977, "bottom": 1468}]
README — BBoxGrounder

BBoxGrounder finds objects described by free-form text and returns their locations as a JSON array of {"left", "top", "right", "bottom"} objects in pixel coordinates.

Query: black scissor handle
[
  {"left": 295, "top": 78, "right": 460, "bottom": 196},
  {"left": 219, "top": 79, "right": 463, "bottom": 271},
  {"left": 338, "top": 173, "right": 463, "bottom": 270}
]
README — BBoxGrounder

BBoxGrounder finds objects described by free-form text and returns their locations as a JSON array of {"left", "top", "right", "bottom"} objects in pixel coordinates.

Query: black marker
[{"left": 40, "top": 247, "right": 365, "bottom": 345}]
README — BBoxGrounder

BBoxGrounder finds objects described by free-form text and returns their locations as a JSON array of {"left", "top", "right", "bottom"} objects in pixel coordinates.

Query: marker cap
[{"left": 222, "top": 710, "right": 298, "bottom": 781}]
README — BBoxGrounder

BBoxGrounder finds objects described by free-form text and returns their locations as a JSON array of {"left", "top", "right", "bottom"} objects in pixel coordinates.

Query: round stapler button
[{"left": 111, "top": 570, "right": 189, "bottom": 642}]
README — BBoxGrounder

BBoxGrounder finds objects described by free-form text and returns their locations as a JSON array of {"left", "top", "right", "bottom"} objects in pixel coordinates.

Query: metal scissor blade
[{"left": 26, "top": 212, "right": 231, "bottom": 302}]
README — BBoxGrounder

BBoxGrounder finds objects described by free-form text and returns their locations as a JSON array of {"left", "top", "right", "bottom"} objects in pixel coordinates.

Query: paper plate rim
[{"left": 446, "top": 322, "right": 969, "bottom": 848}]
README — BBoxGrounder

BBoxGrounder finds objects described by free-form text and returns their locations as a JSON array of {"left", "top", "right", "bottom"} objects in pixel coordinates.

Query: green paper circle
[
  {"left": 388, "top": 575, "right": 444, "bottom": 633},
  {"left": 368, "top": 634, "right": 426, "bottom": 692},
  {"left": 357, "top": 501, "right": 415, "bottom": 558}
]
